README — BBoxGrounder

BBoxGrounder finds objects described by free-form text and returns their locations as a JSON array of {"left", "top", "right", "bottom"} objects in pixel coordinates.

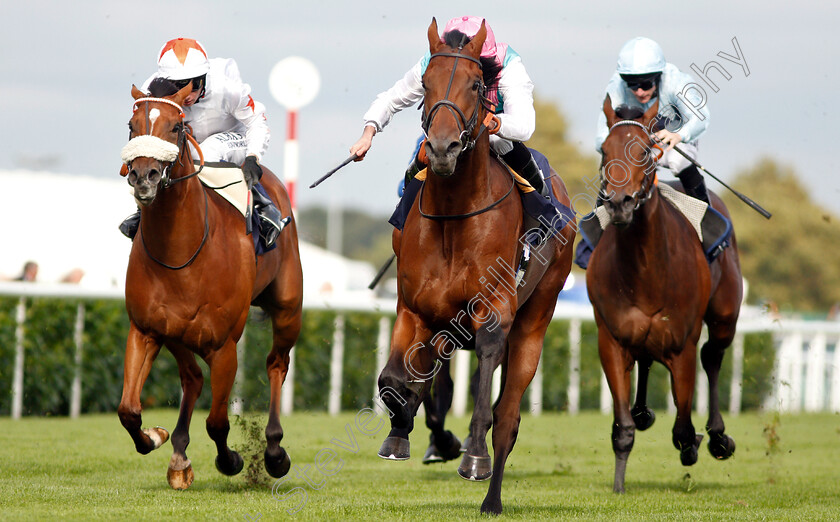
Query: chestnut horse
[
  {"left": 587, "top": 96, "right": 741, "bottom": 493},
  {"left": 376, "top": 19, "right": 575, "bottom": 514},
  {"left": 118, "top": 83, "right": 303, "bottom": 489}
]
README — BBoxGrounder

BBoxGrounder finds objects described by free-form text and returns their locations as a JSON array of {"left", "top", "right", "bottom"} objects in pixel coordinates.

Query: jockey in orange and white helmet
[
  {"left": 120, "top": 38, "right": 284, "bottom": 246},
  {"left": 349, "top": 16, "right": 548, "bottom": 197}
]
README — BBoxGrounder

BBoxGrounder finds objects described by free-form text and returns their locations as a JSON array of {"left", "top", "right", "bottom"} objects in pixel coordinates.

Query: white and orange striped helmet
[{"left": 157, "top": 38, "right": 210, "bottom": 80}]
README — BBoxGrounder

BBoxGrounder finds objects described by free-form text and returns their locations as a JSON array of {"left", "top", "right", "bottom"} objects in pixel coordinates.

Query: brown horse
[
  {"left": 587, "top": 96, "right": 741, "bottom": 493},
  {"left": 376, "top": 19, "right": 575, "bottom": 514},
  {"left": 117, "top": 83, "right": 303, "bottom": 489}
]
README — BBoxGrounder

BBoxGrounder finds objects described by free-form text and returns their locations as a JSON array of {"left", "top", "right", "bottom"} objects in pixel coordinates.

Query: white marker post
[{"left": 268, "top": 57, "right": 321, "bottom": 214}]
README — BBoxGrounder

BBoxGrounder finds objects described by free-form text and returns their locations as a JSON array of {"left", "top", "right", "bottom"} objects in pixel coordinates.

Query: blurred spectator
[
  {"left": 61, "top": 268, "right": 85, "bottom": 284},
  {"left": 15, "top": 261, "right": 39, "bottom": 282}
]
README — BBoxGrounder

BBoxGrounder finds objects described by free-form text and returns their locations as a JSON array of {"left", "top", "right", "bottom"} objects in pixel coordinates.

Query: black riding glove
[{"left": 242, "top": 156, "right": 263, "bottom": 190}]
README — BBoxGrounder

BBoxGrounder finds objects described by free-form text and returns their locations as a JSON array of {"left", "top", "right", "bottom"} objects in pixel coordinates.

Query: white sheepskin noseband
[{"left": 121, "top": 135, "right": 180, "bottom": 164}]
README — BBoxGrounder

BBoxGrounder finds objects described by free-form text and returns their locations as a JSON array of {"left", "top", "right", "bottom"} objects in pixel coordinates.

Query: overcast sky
[{"left": 2, "top": 0, "right": 837, "bottom": 217}]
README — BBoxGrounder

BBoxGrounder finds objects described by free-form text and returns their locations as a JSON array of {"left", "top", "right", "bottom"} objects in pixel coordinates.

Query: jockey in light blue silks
[
  {"left": 596, "top": 37, "right": 712, "bottom": 204},
  {"left": 349, "top": 16, "right": 549, "bottom": 197}
]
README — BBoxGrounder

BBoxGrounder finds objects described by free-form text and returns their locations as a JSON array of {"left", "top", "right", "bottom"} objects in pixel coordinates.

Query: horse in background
[
  {"left": 587, "top": 96, "right": 741, "bottom": 492},
  {"left": 118, "top": 82, "right": 303, "bottom": 489},
  {"left": 376, "top": 19, "right": 575, "bottom": 514}
]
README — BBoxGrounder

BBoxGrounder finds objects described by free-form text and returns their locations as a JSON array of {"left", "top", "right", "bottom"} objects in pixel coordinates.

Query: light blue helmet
[{"left": 616, "top": 37, "right": 666, "bottom": 75}]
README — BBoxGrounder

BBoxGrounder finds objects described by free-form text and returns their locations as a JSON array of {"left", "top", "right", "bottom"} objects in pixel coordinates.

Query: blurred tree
[{"left": 724, "top": 158, "right": 840, "bottom": 312}]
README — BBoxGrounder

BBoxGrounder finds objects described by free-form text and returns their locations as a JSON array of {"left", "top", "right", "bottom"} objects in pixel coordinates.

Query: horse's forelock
[{"left": 148, "top": 78, "right": 179, "bottom": 98}]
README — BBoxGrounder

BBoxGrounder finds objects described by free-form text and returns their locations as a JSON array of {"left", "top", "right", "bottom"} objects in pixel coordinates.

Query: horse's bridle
[
  {"left": 421, "top": 51, "right": 494, "bottom": 152},
  {"left": 126, "top": 97, "right": 209, "bottom": 270},
  {"left": 599, "top": 119, "right": 663, "bottom": 211}
]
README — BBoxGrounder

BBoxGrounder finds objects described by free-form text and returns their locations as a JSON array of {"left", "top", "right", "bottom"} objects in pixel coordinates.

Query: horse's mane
[
  {"left": 148, "top": 77, "right": 180, "bottom": 98},
  {"left": 443, "top": 30, "right": 502, "bottom": 90}
]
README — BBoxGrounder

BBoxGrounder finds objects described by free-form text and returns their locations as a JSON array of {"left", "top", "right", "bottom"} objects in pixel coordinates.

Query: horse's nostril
[{"left": 447, "top": 141, "right": 461, "bottom": 153}]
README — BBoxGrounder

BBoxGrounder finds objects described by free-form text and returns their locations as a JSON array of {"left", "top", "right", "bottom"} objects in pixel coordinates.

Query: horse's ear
[
  {"left": 131, "top": 85, "right": 146, "bottom": 100},
  {"left": 642, "top": 99, "right": 660, "bottom": 130},
  {"left": 463, "top": 20, "right": 487, "bottom": 59},
  {"left": 603, "top": 95, "right": 617, "bottom": 128},
  {"left": 171, "top": 83, "right": 192, "bottom": 105},
  {"left": 428, "top": 17, "right": 444, "bottom": 53}
]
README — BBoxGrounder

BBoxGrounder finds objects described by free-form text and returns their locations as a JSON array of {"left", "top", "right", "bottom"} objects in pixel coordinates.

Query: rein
[
  {"left": 418, "top": 164, "right": 516, "bottom": 221},
  {"left": 127, "top": 96, "right": 210, "bottom": 270},
  {"left": 600, "top": 119, "right": 663, "bottom": 210}
]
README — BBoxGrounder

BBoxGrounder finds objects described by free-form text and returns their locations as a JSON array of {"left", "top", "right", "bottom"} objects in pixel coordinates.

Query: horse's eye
[
  {"left": 472, "top": 80, "right": 482, "bottom": 92},
  {"left": 172, "top": 123, "right": 183, "bottom": 134}
]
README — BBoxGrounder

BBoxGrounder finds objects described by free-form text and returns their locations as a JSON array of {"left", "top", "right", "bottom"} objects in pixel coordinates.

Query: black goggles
[
  {"left": 172, "top": 75, "right": 205, "bottom": 91},
  {"left": 621, "top": 74, "right": 659, "bottom": 91}
]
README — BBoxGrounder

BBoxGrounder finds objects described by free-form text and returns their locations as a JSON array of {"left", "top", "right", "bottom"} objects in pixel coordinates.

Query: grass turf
[{"left": 0, "top": 410, "right": 838, "bottom": 520}]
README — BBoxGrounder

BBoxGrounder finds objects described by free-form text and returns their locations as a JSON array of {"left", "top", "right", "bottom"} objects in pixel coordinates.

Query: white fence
[{"left": 2, "top": 281, "right": 840, "bottom": 419}]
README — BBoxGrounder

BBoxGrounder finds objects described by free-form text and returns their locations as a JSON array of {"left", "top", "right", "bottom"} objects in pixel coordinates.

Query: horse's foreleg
[
  {"left": 481, "top": 330, "right": 540, "bottom": 514},
  {"left": 264, "top": 311, "right": 300, "bottom": 479},
  {"left": 165, "top": 345, "right": 203, "bottom": 489},
  {"left": 631, "top": 357, "right": 656, "bottom": 431},
  {"left": 205, "top": 339, "right": 244, "bottom": 476},
  {"left": 377, "top": 310, "right": 433, "bottom": 460},
  {"left": 117, "top": 326, "right": 166, "bottom": 455},
  {"left": 670, "top": 347, "right": 702, "bottom": 466},
  {"left": 598, "top": 328, "right": 635, "bottom": 493},
  {"left": 422, "top": 359, "right": 462, "bottom": 464},
  {"left": 458, "top": 324, "right": 508, "bottom": 482},
  {"left": 701, "top": 330, "right": 736, "bottom": 460}
]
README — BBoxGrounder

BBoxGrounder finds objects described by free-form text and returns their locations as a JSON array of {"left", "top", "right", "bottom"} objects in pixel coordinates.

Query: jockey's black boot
[
  {"left": 404, "top": 156, "right": 425, "bottom": 186},
  {"left": 521, "top": 156, "right": 549, "bottom": 198},
  {"left": 252, "top": 189, "right": 288, "bottom": 247},
  {"left": 677, "top": 164, "right": 711, "bottom": 205},
  {"left": 119, "top": 210, "right": 141, "bottom": 239}
]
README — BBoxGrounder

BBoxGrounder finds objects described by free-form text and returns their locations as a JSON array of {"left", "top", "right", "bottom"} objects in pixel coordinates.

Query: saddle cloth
[{"left": 195, "top": 162, "right": 251, "bottom": 218}]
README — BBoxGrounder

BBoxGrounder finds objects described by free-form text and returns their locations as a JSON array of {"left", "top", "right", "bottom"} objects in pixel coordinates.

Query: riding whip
[
  {"left": 654, "top": 137, "right": 772, "bottom": 219},
  {"left": 310, "top": 154, "right": 358, "bottom": 188},
  {"left": 368, "top": 254, "right": 396, "bottom": 290}
]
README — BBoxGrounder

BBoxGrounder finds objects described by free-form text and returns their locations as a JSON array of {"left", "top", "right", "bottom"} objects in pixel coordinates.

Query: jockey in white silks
[
  {"left": 596, "top": 36, "right": 712, "bottom": 204},
  {"left": 121, "top": 38, "right": 284, "bottom": 246}
]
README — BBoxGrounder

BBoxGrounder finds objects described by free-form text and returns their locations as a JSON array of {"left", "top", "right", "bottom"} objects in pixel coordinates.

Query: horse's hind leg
[
  {"left": 118, "top": 326, "right": 168, "bottom": 455},
  {"left": 264, "top": 309, "right": 301, "bottom": 478},
  {"left": 165, "top": 345, "right": 204, "bottom": 489},
  {"left": 422, "top": 359, "right": 462, "bottom": 464},
  {"left": 205, "top": 339, "right": 244, "bottom": 476},
  {"left": 631, "top": 357, "right": 656, "bottom": 431},
  {"left": 701, "top": 323, "right": 737, "bottom": 460},
  {"left": 598, "top": 328, "right": 635, "bottom": 493},
  {"left": 669, "top": 348, "right": 702, "bottom": 466}
]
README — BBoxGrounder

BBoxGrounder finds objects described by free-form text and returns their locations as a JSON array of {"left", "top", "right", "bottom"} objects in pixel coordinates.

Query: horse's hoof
[
  {"left": 708, "top": 434, "right": 736, "bottom": 460},
  {"left": 680, "top": 434, "right": 704, "bottom": 466},
  {"left": 460, "top": 435, "right": 471, "bottom": 454},
  {"left": 631, "top": 407, "right": 656, "bottom": 431},
  {"left": 215, "top": 450, "right": 244, "bottom": 476},
  {"left": 143, "top": 426, "right": 170, "bottom": 450},
  {"left": 423, "top": 431, "right": 462, "bottom": 464},
  {"left": 265, "top": 446, "right": 291, "bottom": 478},
  {"left": 422, "top": 443, "right": 444, "bottom": 464},
  {"left": 457, "top": 454, "right": 492, "bottom": 481},
  {"left": 167, "top": 455, "right": 193, "bottom": 490},
  {"left": 480, "top": 495, "right": 503, "bottom": 515},
  {"left": 378, "top": 436, "right": 410, "bottom": 461}
]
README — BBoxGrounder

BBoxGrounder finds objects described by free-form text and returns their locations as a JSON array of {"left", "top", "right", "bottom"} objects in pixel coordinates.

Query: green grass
[{"left": 0, "top": 410, "right": 838, "bottom": 520}]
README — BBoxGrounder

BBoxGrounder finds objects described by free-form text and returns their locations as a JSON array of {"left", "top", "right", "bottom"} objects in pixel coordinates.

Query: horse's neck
[{"left": 142, "top": 161, "right": 206, "bottom": 244}]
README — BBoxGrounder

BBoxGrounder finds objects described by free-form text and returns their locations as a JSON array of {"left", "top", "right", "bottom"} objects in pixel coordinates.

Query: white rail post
[
  {"left": 328, "top": 314, "right": 345, "bottom": 416},
  {"left": 695, "top": 327, "right": 709, "bottom": 416},
  {"left": 70, "top": 302, "right": 85, "bottom": 419},
  {"left": 453, "top": 349, "right": 470, "bottom": 417},
  {"left": 600, "top": 371, "right": 611, "bottom": 414},
  {"left": 831, "top": 335, "right": 840, "bottom": 413},
  {"left": 804, "top": 333, "right": 827, "bottom": 412},
  {"left": 281, "top": 348, "right": 296, "bottom": 415},
  {"left": 529, "top": 352, "right": 543, "bottom": 416},
  {"left": 11, "top": 297, "right": 26, "bottom": 419},
  {"left": 231, "top": 324, "right": 246, "bottom": 416},
  {"left": 728, "top": 333, "right": 745, "bottom": 416},
  {"left": 567, "top": 318, "right": 581, "bottom": 415}
]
